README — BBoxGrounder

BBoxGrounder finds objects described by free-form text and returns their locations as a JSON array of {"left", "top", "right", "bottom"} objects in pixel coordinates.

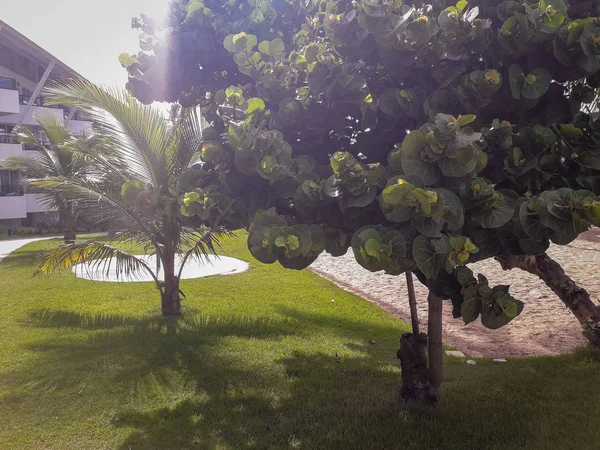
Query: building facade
[{"left": 0, "top": 20, "right": 93, "bottom": 228}]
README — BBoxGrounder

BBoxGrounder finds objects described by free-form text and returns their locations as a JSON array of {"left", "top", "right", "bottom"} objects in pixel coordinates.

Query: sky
[{"left": 1, "top": 0, "right": 170, "bottom": 87}]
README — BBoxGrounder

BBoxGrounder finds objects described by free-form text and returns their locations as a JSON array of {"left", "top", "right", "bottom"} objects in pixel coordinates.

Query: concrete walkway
[{"left": 0, "top": 237, "right": 56, "bottom": 262}]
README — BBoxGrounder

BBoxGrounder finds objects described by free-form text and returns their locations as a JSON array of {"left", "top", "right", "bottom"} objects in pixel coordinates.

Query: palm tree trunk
[
  {"left": 161, "top": 249, "right": 181, "bottom": 316},
  {"left": 62, "top": 207, "right": 76, "bottom": 244},
  {"left": 160, "top": 214, "right": 182, "bottom": 317}
]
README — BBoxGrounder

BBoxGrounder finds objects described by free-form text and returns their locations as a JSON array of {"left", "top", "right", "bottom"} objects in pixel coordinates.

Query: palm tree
[
  {"left": 2, "top": 116, "right": 95, "bottom": 244},
  {"left": 31, "top": 78, "right": 232, "bottom": 316}
]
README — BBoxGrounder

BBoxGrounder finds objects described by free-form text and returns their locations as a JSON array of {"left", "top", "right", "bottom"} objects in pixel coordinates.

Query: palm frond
[
  {"left": 44, "top": 77, "right": 173, "bottom": 187},
  {"left": 13, "top": 125, "right": 62, "bottom": 174},
  {"left": 34, "top": 115, "right": 71, "bottom": 146},
  {"left": 32, "top": 177, "right": 163, "bottom": 249},
  {"left": 1, "top": 156, "right": 47, "bottom": 178},
  {"left": 35, "top": 241, "right": 160, "bottom": 285},
  {"left": 177, "top": 227, "right": 234, "bottom": 280},
  {"left": 172, "top": 107, "right": 205, "bottom": 176},
  {"left": 66, "top": 134, "right": 129, "bottom": 183}
]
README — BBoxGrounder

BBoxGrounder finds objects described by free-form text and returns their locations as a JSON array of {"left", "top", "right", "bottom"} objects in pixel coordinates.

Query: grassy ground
[
  {"left": 0, "top": 234, "right": 60, "bottom": 241},
  {"left": 0, "top": 235, "right": 599, "bottom": 450}
]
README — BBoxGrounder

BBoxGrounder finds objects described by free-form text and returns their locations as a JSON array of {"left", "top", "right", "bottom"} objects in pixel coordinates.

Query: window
[
  {"left": 6, "top": 51, "right": 39, "bottom": 82},
  {"left": 20, "top": 56, "right": 30, "bottom": 71},
  {"left": 0, "top": 124, "right": 15, "bottom": 144},
  {"left": 35, "top": 130, "right": 48, "bottom": 143},
  {"left": 0, "top": 43, "right": 10, "bottom": 69},
  {"left": 0, "top": 170, "right": 20, "bottom": 196},
  {"left": 0, "top": 77, "right": 16, "bottom": 90}
]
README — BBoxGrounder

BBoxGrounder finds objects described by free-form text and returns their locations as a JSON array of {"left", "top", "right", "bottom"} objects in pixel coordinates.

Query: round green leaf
[
  {"left": 508, "top": 64, "right": 523, "bottom": 99},
  {"left": 381, "top": 181, "right": 414, "bottom": 206},
  {"left": 246, "top": 97, "right": 266, "bottom": 114},
  {"left": 271, "top": 38, "right": 285, "bottom": 56},
  {"left": 401, "top": 131, "right": 425, "bottom": 155},
  {"left": 223, "top": 34, "right": 236, "bottom": 52},
  {"left": 474, "top": 202, "right": 515, "bottom": 228},
  {"left": 521, "top": 69, "right": 552, "bottom": 99},
  {"left": 412, "top": 234, "right": 450, "bottom": 279},
  {"left": 461, "top": 285, "right": 481, "bottom": 325}
]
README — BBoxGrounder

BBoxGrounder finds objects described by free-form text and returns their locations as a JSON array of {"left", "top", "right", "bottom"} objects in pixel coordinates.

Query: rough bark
[
  {"left": 496, "top": 253, "right": 600, "bottom": 324},
  {"left": 396, "top": 272, "right": 436, "bottom": 404},
  {"left": 61, "top": 207, "right": 77, "bottom": 245},
  {"left": 397, "top": 333, "right": 435, "bottom": 404},
  {"left": 161, "top": 251, "right": 181, "bottom": 316},
  {"left": 427, "top": 292, "right": 443, "bottom": 401},
  {"left": 159, "top": 214, "right": 182, "bottom": 317},
  {"left": 406, "top": 271, "right": 420, "bottom": 335},
  {"left": 63, "top": 228, "right": 76, "bottom": 245}
]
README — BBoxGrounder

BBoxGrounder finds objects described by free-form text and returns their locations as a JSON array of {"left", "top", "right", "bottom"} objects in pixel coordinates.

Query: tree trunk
[
  {"left": 397, "top": 272, "right": 437, "bottom": 405},
  {"left": 63, "top": 226, "right": 76, "bottom": 245},
  {"left": 397, "top": 332, "right": 434, "bottom": 404},
  {"left": 406, "top": 272, "right": 420, "bottom": 335},
  {"left": 427, "top": 292, "right": 443, "bottom": 402},
  {"left": 161, "top": 251, "right": 181, "bottom": 316},
  {"left": 496, "top": 253, "right": 600, "bottom": 347},
  {"left": 62, "top": 208, "right": 77, "bottom": 245}
]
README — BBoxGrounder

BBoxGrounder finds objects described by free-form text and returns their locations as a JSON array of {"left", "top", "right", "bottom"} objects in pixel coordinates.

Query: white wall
[
  {"left": 0, "top": 195, "right": 26, "bottom": 219},
  {"left": 0, "top": 88, "right": 19, "bottom": 115},
  {"left": 0, "top": 143, "right": 23, "bottom": 163},
  {"left": 1, "top": 105, "right": 64, "bottom": 127},
  {"left": 67, "top": 119, "right": 93, "bottom": 136},
  {"left": 25, "top": 193, "right": 47, "bottom": 213}
]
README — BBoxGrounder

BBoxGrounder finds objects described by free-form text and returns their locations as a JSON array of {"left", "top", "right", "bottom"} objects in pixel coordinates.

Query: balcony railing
[
  {"left": 0, "top": 186, "right": 24, "bottom": 196},
  {"left": 0, "top": 134, "right": 18, "bottom": 144},
  {"left": 22, "top": 143, "right": 38, "bottom": 150},
  {"left": 0, "top": 77, "right": 16, "bottom": 91},
  {"left": 18, "top": 94, "right": 66, "bottom": 111},
  {"left": 19, "top": 94, "right": 41, "bottom": 106}
]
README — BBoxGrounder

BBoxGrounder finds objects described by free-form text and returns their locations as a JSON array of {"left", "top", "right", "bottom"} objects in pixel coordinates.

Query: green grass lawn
[{"left": 1, "top": 235, "right": 599, "bottom": 450}]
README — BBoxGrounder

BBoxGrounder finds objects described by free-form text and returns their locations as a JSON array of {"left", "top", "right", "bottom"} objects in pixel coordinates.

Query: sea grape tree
[{"left": 122, "top": 0, "right": 600, "bottom": 401}]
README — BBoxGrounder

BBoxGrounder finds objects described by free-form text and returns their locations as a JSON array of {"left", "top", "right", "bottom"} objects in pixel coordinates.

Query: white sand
[{"left": 73, "top": 254, "right": 249, "bottom": 283}]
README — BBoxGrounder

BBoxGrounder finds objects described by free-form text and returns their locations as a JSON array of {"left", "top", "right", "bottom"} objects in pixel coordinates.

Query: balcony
[
  {"left": 0, "top": 77, "right": 20, "bottom": 116},
  {"left": 1, "top": 104, "right": 65, "bottom": 127},
  {"left": 19, "top": 94, "right": 40, "bottom": 106},
  {"left": 22, "top": 143, "right": 38, "bottom": 151},
  {"left": 0, "top": 194, "right": 26, "bottom": 220},
  {"left": 0, "top": 135, "right": 23, "bottom": 163},
  {"left": 0, "top": 134, "right": 18, "bottom": 144},
  {"left": 67, "top": 118, "right": 93, "bottom": 136},
  {"left": 25, "top": 193, "right": 47, "bottom": 213}
]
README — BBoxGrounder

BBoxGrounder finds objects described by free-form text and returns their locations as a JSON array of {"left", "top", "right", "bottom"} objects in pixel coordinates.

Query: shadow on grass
[
  {"left": 0, "top": 248, "right": 42, "bottom": 270},
  {"left": 27, "top": 308, "right": 289, "bottom": 335},
  {"left": 4, "top": 308, "right": 600, "bottom": 450}
]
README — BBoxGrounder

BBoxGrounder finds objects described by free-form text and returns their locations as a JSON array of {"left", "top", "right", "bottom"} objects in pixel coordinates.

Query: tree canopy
[{"left": 120, "top": 0, "right": 600, "bottom": 330}]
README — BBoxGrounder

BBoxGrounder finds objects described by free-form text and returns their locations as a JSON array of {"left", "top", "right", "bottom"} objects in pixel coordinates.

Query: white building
[{"left": 0, "top": 20, "right": 93, "bottom": 228}]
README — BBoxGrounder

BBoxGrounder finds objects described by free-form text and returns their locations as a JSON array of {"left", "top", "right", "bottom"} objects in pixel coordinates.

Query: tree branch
[{"left": 496, "top": 253, "right": 600, "bottom": 324}]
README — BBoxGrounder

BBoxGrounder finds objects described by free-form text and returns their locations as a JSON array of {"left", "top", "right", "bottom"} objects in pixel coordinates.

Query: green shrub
[{"left": 13, "top": 227, "right": 37, "bottom": 236}]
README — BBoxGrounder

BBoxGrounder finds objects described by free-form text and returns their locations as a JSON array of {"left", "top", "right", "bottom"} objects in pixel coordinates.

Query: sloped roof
[{"left": 0, "top": 19, "right": 86, "bottom": 80}]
